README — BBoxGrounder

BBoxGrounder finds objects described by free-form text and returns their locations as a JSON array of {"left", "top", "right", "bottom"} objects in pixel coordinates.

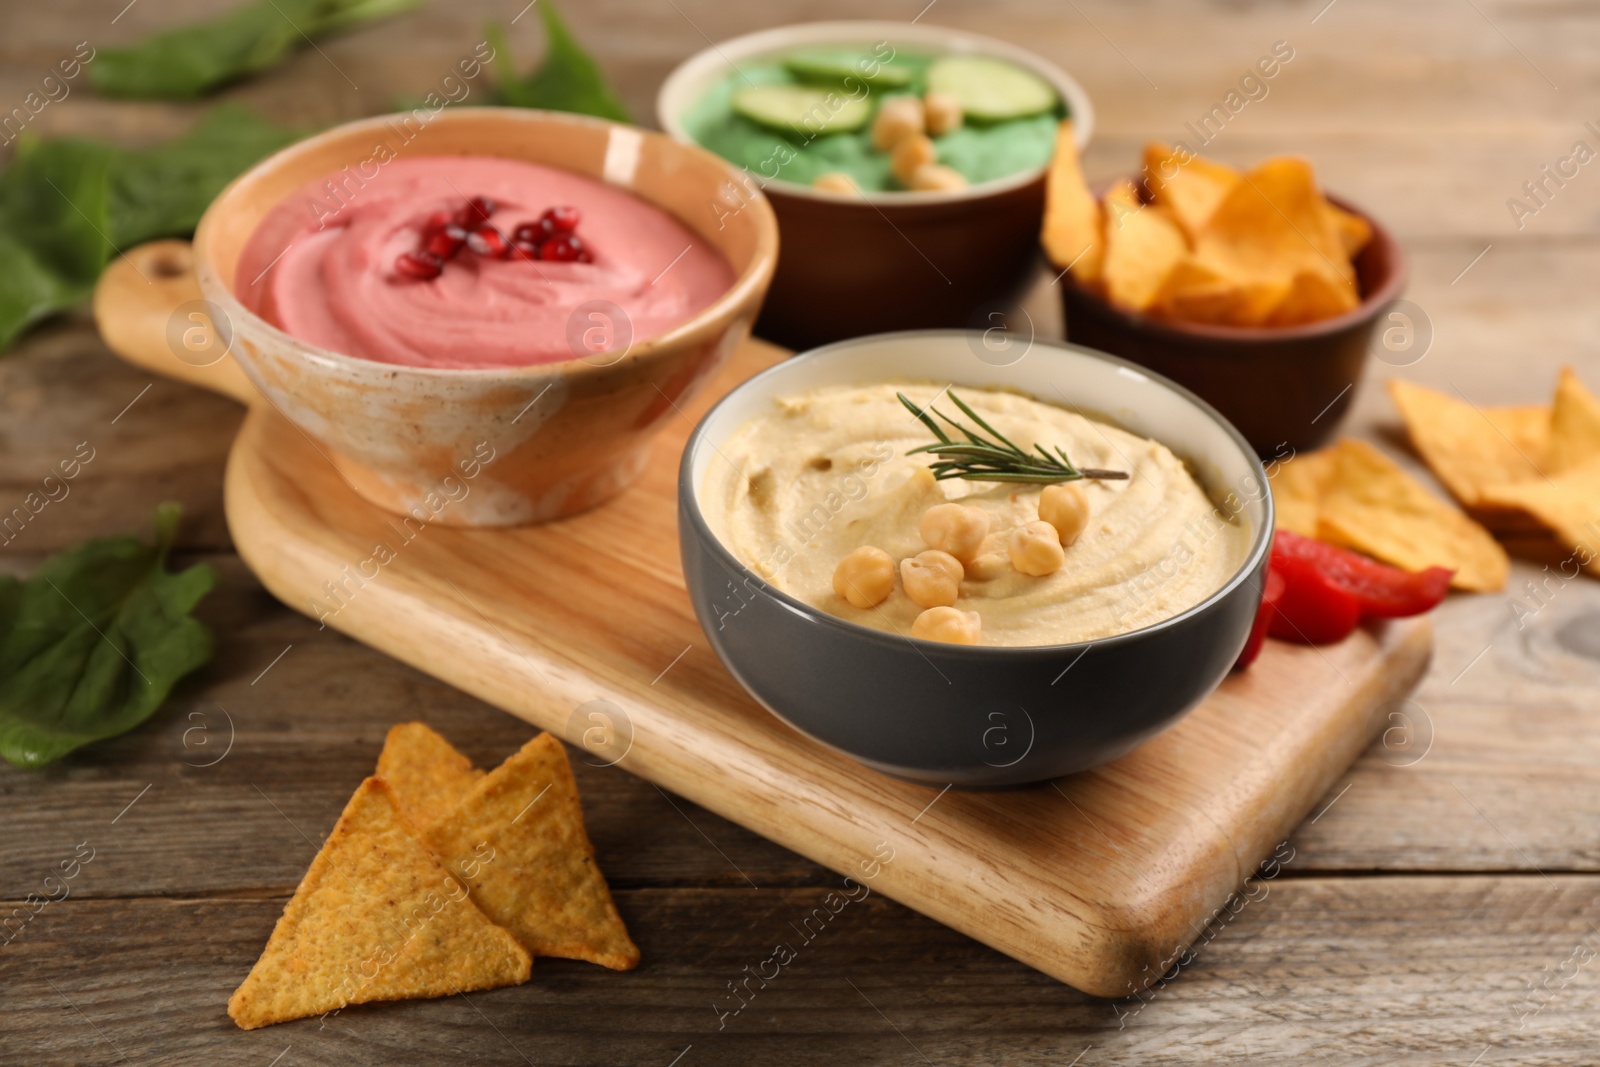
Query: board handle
[{"left": 93, "top": 240, "right": 259, "bottom": 405}]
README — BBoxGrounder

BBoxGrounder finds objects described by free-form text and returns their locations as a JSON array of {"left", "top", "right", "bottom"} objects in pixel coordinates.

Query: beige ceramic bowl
[{"left": 180, "top": 108, "right": 775, "bottom": 525}]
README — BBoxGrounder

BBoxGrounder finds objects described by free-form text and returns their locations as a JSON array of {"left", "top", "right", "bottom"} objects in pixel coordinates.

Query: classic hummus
[
  {"left": 701, "top": 383, "right": 1252, "bottom": 646},
  {"left": 235, "top": 156, "right": 733, "bottom": 369}
]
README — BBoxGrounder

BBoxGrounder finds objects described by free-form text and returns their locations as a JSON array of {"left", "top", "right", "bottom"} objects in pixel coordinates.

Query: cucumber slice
[
  {"left": 731, "top": 84, "right": 872, "bottom": 136},
  {"left": 926, "top": 55, "right": 1058, "bottom": 122},
  {"left": 782, "top": 48, "right": 913, "bottom": 89}
]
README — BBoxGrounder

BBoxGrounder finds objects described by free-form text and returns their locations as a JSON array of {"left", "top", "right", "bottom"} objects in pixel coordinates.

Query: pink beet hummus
[{"left": 234, "top": 156, "right": 734, "bottom": 369}]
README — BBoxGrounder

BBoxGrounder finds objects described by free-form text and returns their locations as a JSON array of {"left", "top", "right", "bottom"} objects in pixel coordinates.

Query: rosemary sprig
[{"left": 897, "top": 390, "right": 1130, "bottom": 485}]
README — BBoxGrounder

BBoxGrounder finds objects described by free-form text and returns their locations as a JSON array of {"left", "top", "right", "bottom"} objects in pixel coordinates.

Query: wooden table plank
[
  {"left": 5, "top": 877, "right": 1599, "bottom": 1066},
  {"left": 0, "top": 323, "right": 241, "bottom": 553}
]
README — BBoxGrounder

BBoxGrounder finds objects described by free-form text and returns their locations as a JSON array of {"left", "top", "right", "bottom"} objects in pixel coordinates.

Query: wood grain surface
[{"left": 4, "top": 0, "right": 1600, "bottom": 1063}]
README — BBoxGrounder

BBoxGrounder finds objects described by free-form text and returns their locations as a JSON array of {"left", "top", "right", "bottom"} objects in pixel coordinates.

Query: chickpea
[
  {"left": 912, "top": 606, "right": 982, "bottom": 645},
  {"left": 919, "top": 503, "right": 990, "bottom": 563},
  {"left": 900, "top": 550, "right": 964, "bottom": 609},
  {"left": 812, "top": 171, "right": 862, "bottom": 196},
  {"left": 1038, "top": 483, "right": 1091, "bottom": 546},
  {"left": 964, "top": 551, "right": 1011, "bottom": 582},
  {"left": 923, "top": 90, "right": 964, "bottom": 136},
  {"left": 891, "top": 134, "right": 938, "bottom": 185},
  {"left": 907, "top": 164, "right": 968, "bottom": 192},
  {"left": 832, "top": 546, "right": 895, "bottom": 608},
  {"left": 1009, "top": 520, "right": 1067, "bottom": 577},
  {"left": 871, "top": 95, "right": 925, "bottom": 151}
]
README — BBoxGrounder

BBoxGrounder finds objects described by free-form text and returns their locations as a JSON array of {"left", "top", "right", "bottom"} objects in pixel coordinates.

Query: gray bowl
[{"left": 678, "top": 331, "right": 1273, "bottom": 787}]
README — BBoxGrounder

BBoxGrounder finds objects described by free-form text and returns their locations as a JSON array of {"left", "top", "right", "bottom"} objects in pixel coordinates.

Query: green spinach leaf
[
  {"left": 0, "top": 105, "right": 296, "bottom": 352},
  {"left": 0, "top": 136, "right": 118, "bottom": 350},
  {"left": 0, "top": 503, "right": 216, "bottom": 769},
  {"left": 0, "top": 137, "right": 117, "bottom": 291},
  {"left": 90, "top": 0, "right": 421, "bottom": 100},
  {"left": 0, "top": 230, "right": 90, "bottom": 350},
  {"left": 487, "top": 3, "right": 631, "bottom": 122},
  {"left": 109, "top": 106, "right": 299, "bottom": 248}
]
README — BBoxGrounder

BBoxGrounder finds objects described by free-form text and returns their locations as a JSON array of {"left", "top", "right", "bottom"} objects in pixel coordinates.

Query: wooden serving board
[{"left": 217, "top": 337, "right": 1431, "bottom": 998}]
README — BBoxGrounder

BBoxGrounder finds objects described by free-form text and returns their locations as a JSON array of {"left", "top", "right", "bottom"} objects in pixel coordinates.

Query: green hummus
[{"left": 680, "top": 50, "right": 1065, "bottom": 193}]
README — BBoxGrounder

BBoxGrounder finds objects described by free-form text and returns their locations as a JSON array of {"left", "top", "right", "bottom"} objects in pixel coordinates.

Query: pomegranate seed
[
  {"left": 467, "top": 227, "right": 510, "bottom": 258},
  {"left": 540, "top": 233, "right": 592, "bottom": 262},
  {"left": 421, "top": 209, "right": 451, "bottom": 234},
  {"left": 512, "top": 220, "right": 552, "bottom": 245},
  {"left": 395, "top": 252, "right": 442, "bottom": 280},
  {"left": 455, "top": 196, "right": 496, "bottom": 228},
  {"left": 541, "top": 206, "right": 580, "bottom": 233},
  {"left": 577, "top": 248, "right": 594, "bottom": 263},
  {"left": 509, "top": 239, "right": 541, "bottom": 261},
  {"left": 539, "top": 234, "right": 584, "bottom": 262},
  {"left": 424, "top": 224, "right": 468, "bottom": 260}
]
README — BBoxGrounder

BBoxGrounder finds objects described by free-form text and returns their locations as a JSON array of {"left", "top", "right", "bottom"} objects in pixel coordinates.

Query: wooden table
[{"left": 4, "top": 1, "right": 1599, "bottom": 1063}]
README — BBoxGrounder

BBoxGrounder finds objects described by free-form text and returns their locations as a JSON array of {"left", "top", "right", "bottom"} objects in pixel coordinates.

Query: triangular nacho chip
[
  {"left": 1387, "top": 379, "right": 1549, "bottom": 509},
  {"left": 1265, "top": 268, "right": 1359, "bottom": 327},
  {"left": 1151, "top": 255, "right": 1288, "bottom": 327},
  {"left": 1315, "top": 439, "right": 1508, "bottom": 592},
  {"left": 425, "top": 733, "right": 640, "bottom": 971},
  {"left": 1479, "top": 457, "right": 1600, "bottom": 576},
  {"left": 1142, "top": 142, "right": 1238, "bottom": 240},
  {"left": 377, "top": 722, "right": 485, "bottom": 831},
  {"left": 228, "top": 778, "right": 531, "bottom": 1030},
  {"left": 1271, "top": 448, "right": 1337, "bottom": 537},
  {"left": 1042, "top": 120, "right": 1104, "bottom": 282},
  {"left": 1547, "top": 367, "right": 1600, "bottom": 474},
  {"left": 1101, "top": 179, "right": 1187, "bottom": 313},
  {"left": 1197, "top": 157, "right": 1356, "bottom": 294},
  {"left": 1323, "top": 201, "right": 1372, "bottom": 259}
]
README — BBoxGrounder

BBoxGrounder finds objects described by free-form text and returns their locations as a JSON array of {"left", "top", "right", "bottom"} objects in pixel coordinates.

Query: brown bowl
[
  {"left": 734, "top": 185, "right": 1050, "bottom": 349},
  {"left": 657, "top": 21, "right": 1093, "bottom": 351},
  {"left": 1061, "top": 192, "right": 1406, "bottom": 456}
]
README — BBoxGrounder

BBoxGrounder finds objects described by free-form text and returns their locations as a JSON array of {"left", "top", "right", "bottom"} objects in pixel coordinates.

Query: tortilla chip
[
  {"left": 1479, "top": 457, "right": 1600, "bottom": 576},
  {"left": 377, "top": 722, "right": 485, "bottom": 831},
  {"left": 1547, "top": 367, "right": 1600, "bottom": 474},
  {"left": 1387, "top": 379, "right": 1549, "bottom": 508},
  {"left": 1101, "top": 179, "right": 1187, "bottom": 313},
  {"left": 425, "top": 733, "right": 640, "bottom": 972},
  {"left": 1270, "top": 448, "right": 1337, "bottom": 537},
  {"left": 1315, "top": 439, "right": 1509, "bottom": 591},
  {"left": 1196, "top": 157, "right": 1357, "bottom": 299},
  {"left": 1150, "top": 255, "right": 1288, "bottom": 327},
  {"left": 1265, "top": 268, "right": 1359, "bottom": 327},
  {"left": 1324, "top": 202, "right": 1372, "bottom": 259},
  {"left": 1142, "top": 142, "right": 1239, "bottom": 240},
  {"left": 228, "top": 778, "right": 531, "bottom": 1030},
  {"left": 1042, "top": 120, "right": 1104, "bottom": 282}
]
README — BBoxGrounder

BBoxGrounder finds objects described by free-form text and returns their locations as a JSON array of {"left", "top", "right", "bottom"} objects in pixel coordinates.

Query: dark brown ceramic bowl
[
  {"left": 658, "top": 21, "right": 1092, "bottom": 351},
  {"left": 1061, "top": 191, "right": 1406, "bottom": 456}
]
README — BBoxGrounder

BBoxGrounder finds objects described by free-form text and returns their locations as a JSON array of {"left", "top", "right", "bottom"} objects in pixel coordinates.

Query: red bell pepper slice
[
  {"left": 1267, "top": 552, "right": 1363, "bottom": 645},
  {"left": 1233, "top": 566, "right": 1285, "bottom": 670},
  {"left": 1234, "top": 531, "right": 1456, "bottom": 669},
  {"left": 1272, "top": 530, "right": 1453, "bottom": 618}
]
